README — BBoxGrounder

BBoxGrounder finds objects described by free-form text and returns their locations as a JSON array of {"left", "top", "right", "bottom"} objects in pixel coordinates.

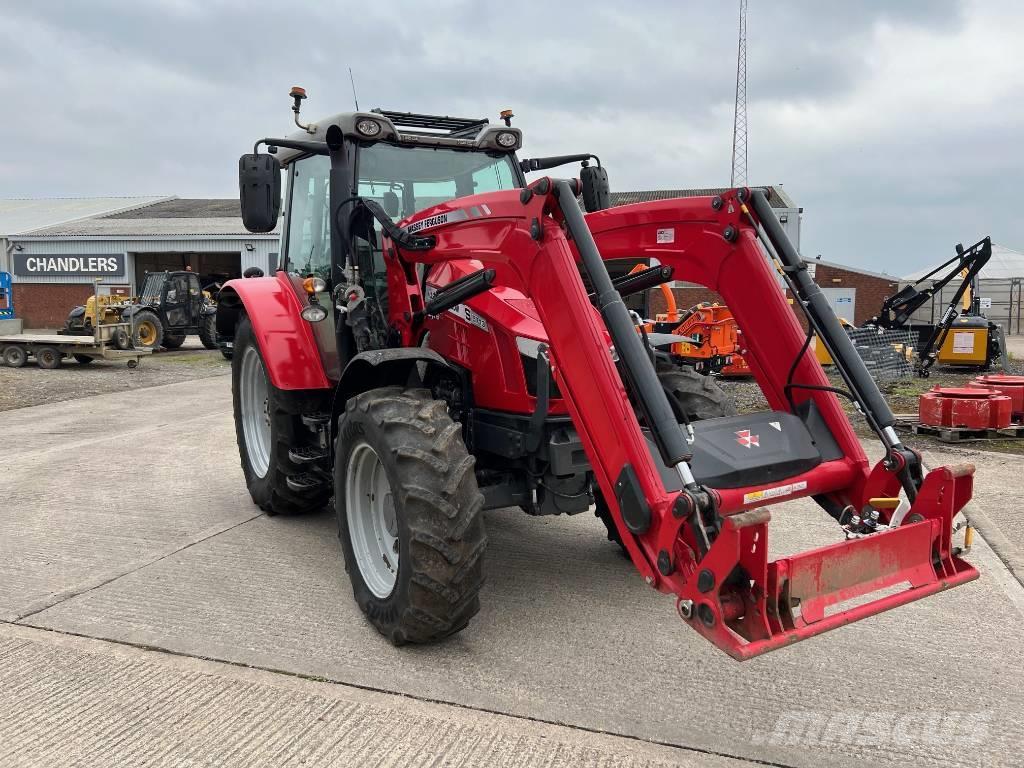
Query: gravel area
[{"left": 0, "top": 337, "right": 229, "bottom": 412}]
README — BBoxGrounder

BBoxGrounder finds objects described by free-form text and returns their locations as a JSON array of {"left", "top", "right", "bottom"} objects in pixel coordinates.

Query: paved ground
[
  {"left": 1003, "top": 334, "right": 1024, "bottom": 361},
  {"left": 922, "top": 445, "right": 1024, "bottom": 586},
  {"left": 2, "top": 377, "right": 1023, "bottom": 767}
]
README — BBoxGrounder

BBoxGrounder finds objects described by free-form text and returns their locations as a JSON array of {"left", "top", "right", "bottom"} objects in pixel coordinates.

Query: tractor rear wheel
[
  {"left": 162, "top": 334, "right": 186, "bottom": 349},
  {"left": 595, "top": 365, "right": 736, "bottom": 553},
  {"left": 2, "top": 346, "right": 26, "bottom": 368},
  {"left": 658, "top": 365, "right": 737, "bottom": 421},
  {"left": 232, "top": 315, "right": 331, "bottom": 516},
  {"left": 35, "top": 346, "right": 63, "bottom": 369},
  {"left": 132, "top": 310, "right": 164, "bottom": 350},
  {"left": 335, "top": 387, "right": 486, "bottom": 645},
  {"left": 198, "top": 314, "right": 218, "bottom": 350}
]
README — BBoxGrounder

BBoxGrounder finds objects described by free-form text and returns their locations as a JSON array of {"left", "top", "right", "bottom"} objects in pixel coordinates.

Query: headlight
[
  {"left": 495, "top": 131, "right": 518, "bottom": 148},
  {"left": 355, "top": 118, "right": 382, "bottom": 137},
  {"left": 300, "top": 304, "right": 327, "bottom": 323}
]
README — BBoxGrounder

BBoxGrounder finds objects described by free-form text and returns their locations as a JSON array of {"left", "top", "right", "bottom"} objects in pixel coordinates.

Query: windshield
[
  {"left": 357, "top": 143, "right": 520, "bottom": 220},
  {"left": 140, "top": 273, "right": 166, "bottom": 304}
]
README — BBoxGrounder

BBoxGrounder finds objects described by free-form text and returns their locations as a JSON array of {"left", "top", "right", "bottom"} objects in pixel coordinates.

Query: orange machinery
[{"left": 638, "top": 265, "right": 751, "bottom": 376}]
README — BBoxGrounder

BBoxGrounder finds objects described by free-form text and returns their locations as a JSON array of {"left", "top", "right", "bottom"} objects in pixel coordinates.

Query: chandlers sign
[{"left": 13, "top": 253, "right": 126, "bottom": 277}]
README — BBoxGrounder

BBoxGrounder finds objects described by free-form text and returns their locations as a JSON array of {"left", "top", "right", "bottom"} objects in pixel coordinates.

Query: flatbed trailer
[
  {"left": 0, "top": 332, "right": 150, "bottom": 368},
  {"left": 1, "top": 278, "right": 151, "bottom": 369}
]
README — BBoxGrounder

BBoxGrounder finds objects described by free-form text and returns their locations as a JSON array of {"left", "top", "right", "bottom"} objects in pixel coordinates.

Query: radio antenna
[{"left": 348, "top": 67, "right": 360, "bottom": 111}]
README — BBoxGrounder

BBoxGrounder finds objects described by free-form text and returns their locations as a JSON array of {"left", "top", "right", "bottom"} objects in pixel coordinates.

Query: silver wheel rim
[
  {"left": 239, "top": 346, "right": 271, "bottom": 478},
  {"left": 346, "top": 442, "right": 399, "bottom": 598}
]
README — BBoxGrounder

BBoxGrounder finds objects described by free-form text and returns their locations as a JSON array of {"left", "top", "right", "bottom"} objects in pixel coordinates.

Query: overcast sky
[{"left": 1, "top": 0, "right": 1021, "bottom": 274}]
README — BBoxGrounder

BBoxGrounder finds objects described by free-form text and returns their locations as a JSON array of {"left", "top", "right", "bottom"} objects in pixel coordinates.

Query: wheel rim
[
  {"left": 137, "top": 320, "right": 156, "bottom": 346},
  {"left": 239, "top": 345, "right": 271, "bottom": 478},
  {"left": 346, "top": 442, "right": 399, "bottom": 598}
]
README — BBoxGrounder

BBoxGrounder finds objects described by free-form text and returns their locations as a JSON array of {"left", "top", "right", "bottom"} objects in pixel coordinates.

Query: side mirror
[
  {"left": 238, "top": 153, "right": 282, "bottom": 233},
  {"left": 382, "top": 190, "right": 400, "bottom": 218},
  {"left": 580, "top": 164, "right": 610, "bottom": 212}
]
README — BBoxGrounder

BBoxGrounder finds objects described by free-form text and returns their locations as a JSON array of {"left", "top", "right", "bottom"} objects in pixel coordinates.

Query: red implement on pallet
[
  {"left": 220, "top": 92, "right": 978, "bottom": 660},
  {"left": 920, "top": 387, "right": 1012, "bottom": 429},
  {"left": 967, "top": 374, "right": 1024, "bottom": 421}
]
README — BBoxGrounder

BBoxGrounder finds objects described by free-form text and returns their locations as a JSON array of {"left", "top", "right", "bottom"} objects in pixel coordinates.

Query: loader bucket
[{"left": 677, "top": 464, "right": 979, "bottom": 660}]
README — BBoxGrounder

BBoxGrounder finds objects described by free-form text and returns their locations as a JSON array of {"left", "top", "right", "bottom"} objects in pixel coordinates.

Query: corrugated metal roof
[
  {"left": 104, "top": 198, "right": 241, "bottom": 219},
  {"left": 609, "top": 185, "right": 797, "bottom": 210},
  {"left": 0, "top": 196, "right": 173, "bottom": 236},
  {"left": 903, "top": 243, "right": 1024, "bottom": 281},
  {"left": 21, "top": 216, "right": 280, "bottom": 238},
  {"left": 812, "top": 258, "right": 900, "bottom": 281}
]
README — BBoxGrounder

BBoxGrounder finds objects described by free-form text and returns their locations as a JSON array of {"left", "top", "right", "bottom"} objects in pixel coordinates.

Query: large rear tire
[
  {"left": 232, "top": 316, "right": 331, "bottom": 515},
  {"left": 199, "top": 314, "right": 218, "bottom": 350},
  {"left": 595, "top": 365, "right": 735, "bottom": 552},
  {"left": 336, "top": 387, "right": 486, "bottom": 645},
  {"left": 162, "top": 334, "right": 186, "bottom": 349},
  {"left": 658, "top": 365, "right": 737, "bottom": 421},
  {"left": 132, "top": 310, "right": 164, "bottom": 350}
]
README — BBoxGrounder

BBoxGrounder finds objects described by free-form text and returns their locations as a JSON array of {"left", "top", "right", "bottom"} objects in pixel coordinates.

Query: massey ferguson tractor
[{"left": 217, "top": 89, "right": 978, "bottom": 659}]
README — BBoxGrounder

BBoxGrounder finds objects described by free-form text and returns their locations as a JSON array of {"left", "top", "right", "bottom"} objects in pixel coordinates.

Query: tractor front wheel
[
  {"left": 198, "top": 314, "right": 218, "bottom": 350},
  {"left": 336, "top": 387, "right": 486, "bottom": 645},
  {"left": 132, "top": 310, "right": 164, "bottom": 350},
  {"left": 232, "top": 316, "right": 331, "bottom": 515}
]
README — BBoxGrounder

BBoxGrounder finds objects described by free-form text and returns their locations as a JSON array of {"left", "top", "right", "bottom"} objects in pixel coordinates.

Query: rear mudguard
[{"left": 218, "top": 273, "right": 331, "bottom": 391}]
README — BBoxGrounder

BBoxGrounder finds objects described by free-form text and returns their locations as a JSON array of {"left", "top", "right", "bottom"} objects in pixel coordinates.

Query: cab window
[{"left": 285, "top": 154, "right": 331, "bottom": 279}]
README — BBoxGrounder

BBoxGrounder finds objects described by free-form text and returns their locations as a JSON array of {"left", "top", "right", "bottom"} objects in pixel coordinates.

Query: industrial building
[{"left": 1, "top": 197, "right": 279, "bottom": 327}]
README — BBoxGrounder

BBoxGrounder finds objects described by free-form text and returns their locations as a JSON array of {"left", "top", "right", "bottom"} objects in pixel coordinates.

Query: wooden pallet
[{"left": 897, "top": 420, "right": 1024, "bottom": 443}]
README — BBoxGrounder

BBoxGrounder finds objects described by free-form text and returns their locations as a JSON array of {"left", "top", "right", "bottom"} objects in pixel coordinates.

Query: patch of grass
[{"left": 152, "top": 351, "right": 228, "bottom": 368}]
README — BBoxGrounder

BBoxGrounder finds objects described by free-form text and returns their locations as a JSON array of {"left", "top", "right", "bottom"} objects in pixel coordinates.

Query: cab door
[
  {"left": 163, "top": 273, "right": 193, "bottom": 329},
  {"left": 282, "top": 154, "right": 341, "bottom": 380}
]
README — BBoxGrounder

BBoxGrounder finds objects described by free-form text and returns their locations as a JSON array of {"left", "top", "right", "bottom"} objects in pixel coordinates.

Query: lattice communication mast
[{"left": 730, "top": 0, "right": 749, "bottom": 187}]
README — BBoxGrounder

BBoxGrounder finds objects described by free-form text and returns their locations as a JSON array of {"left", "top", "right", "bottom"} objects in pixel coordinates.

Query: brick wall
[
  {"left": 808, "top": 263, "right": 900, "bottom": 326},
  {"left": 12, "top": 284, "right": 95, "bottom": 328}
]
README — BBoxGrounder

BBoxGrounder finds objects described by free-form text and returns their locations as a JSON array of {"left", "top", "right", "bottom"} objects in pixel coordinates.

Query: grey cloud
[{"left": 0, "top": 0, "right": 1017, "bottom": 273}]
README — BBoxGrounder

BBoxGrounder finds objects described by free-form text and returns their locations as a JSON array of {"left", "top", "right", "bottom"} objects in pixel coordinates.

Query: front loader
[{"left": 219, "top": 90, "right": 978, "bottom": 659}]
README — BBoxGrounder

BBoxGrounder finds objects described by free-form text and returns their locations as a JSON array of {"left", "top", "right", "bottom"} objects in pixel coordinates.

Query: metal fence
[{"left": 846, "top": 326, "right": 917, "bottom": 379}]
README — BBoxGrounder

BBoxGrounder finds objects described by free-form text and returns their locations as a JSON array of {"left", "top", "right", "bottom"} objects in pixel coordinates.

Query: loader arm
[{"left": 380, "top": 180, "right": 978, "bottom": 659}]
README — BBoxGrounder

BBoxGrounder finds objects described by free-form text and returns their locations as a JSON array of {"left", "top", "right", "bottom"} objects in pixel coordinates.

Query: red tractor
[{"left": 217, "top": 91, "right": 977, "bottom": 659}]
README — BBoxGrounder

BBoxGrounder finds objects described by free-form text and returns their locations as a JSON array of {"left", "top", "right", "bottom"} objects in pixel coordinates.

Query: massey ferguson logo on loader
[{"left": 735, "top": 429, "right": 760, "bottom": 448}]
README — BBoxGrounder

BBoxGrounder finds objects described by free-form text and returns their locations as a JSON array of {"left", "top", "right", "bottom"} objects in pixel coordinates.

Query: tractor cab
[{"left": 236, "top": 92, "right": 608, "bottom": 378}]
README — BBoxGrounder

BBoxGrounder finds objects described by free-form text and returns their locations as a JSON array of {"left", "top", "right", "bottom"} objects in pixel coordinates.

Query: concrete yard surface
[
  {"left": 0, "top": 623, "right": 710, "bottom": 768},
  {"left": 2, "top": 376, "right": 1023, "bottom": 767}
]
